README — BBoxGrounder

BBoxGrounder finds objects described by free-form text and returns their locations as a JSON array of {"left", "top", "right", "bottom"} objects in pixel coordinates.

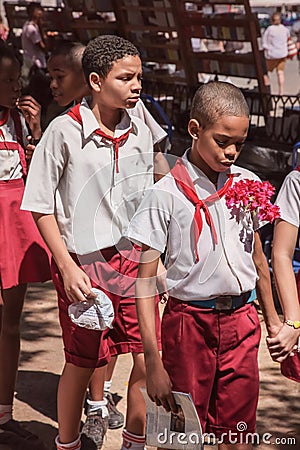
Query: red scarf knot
[
  {"left": 171, "top": 157, "right": 234, "bottom": 262},
  {"left": 94, "top": 128, "right": 131, "bottom": 173},
  {"left": 67, "top": 103, "right": 131, "bottom": 173}
]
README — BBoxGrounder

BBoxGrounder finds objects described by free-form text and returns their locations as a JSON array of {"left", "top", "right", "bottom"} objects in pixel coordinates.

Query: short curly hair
[
  {"left": 82, "top": 35, "right": 140, "bottom": 84},
  {"left": 48, "top": 41, "right": 85, "bottom": 72},
  {"left": 191, "top": 81, "right": 249, "bottom": 129}
]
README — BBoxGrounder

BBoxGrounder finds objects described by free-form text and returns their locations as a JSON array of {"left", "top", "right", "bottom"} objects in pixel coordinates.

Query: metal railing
[{"left": 143, "top": 80, "right": 300, "bottom": 146}]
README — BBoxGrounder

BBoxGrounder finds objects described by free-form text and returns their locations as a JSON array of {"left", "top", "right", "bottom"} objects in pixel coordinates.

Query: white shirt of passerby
[
  {"left": 21, "top": 20, "right": 46, "bottom": 69},
  {"left": 263, "top": 24, "right": 290, "bottom": 59},
  {"left": 21, "top": 97, "right": 154, "bottom": 254},
  {"left": 127, "top": 151, "right": 265, "bottom": 301}
]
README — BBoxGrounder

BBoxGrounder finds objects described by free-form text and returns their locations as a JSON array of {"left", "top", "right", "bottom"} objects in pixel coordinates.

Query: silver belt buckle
[{"left": 215, "top": 296, "right": 233, "bottom": 310}]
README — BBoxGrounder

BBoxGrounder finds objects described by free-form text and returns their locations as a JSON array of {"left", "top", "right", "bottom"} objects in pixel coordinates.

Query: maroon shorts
[
  {"left": 106, "top": 242, "right": 161, "bottom": 356},
  {"left": 162, "top": 297, "right": 261, "bottom": 441},
  {"left": 108, "top": 293, "right": 161, "bottom": 356},
  {"left": 51, "top": 240, "right": 161, "bottom": 366}
]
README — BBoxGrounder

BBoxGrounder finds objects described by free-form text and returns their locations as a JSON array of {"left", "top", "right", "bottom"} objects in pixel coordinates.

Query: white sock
[
  {"left": 121, "top": 429, "right": 146, "bottom": 450},
  {"left": 86, "top": 398, "right": 108, "bottom": 417},
  {"left": 55, "top": 435, "right": 81, "bottom": 450},
  {"left": 0, "top": 405, "right": 12, "bottom": 425},
  {"left": 104, "top": 380, "right": 112, "bottom": 392}
]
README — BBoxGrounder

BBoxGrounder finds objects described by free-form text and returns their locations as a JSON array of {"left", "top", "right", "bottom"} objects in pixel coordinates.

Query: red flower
[{"left": 225, "top": 179, "right": 280, "bottom": 224}]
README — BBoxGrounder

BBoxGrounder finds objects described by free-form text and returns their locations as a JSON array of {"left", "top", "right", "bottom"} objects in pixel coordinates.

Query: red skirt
[{"left": 0, "top": 179, "right": 51, "bottom": 289}]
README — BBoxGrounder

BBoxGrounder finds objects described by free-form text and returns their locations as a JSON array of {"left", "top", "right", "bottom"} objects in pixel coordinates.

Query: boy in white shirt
[
  {"left": 22, "top": 35, "right": 162, "bottom": 450},
  {"left": 128, "top": 81, "right": 281, "bottom": 450},
  {"left": 46, "top": 38, "right": 169, "bottom": 436}
]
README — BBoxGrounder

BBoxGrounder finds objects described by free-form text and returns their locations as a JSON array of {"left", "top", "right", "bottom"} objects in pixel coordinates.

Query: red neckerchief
[
  {"left": 67, "top": 103, "right": 131, "bottom": 173},
  {"left": 0, "top": 108, "right": 27, "bottom": 175},
  {"left": 171, "top": 157, "right": 234, "bottom": 262},
  {"left": 296, "top": 166, "right": 300, "bottom": 172}
]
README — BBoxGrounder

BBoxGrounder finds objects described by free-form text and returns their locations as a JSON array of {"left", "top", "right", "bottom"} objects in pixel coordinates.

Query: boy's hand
[
  {"left": 61, "top": 261, "right": 97, "bottom": 303},
  {"left": 146, "top": 358, "right": 178, "bottom": 414},
  {"left": 17, "top": 96, "right": 42, "bottom": 138},
  {"left": 267, "top": 323, "right": 300, "bottom": 362},
  {"left": 25, "top": 136, "right": 38, "bottom": 163}
]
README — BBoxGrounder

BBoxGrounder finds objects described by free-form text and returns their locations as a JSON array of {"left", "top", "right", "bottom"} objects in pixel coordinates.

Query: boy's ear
[
  {"left": 188, "top": 119, "right": 201, "bottom": 140},
  {"left": 89, "top": 72, "right": 102, "bottom": 92}
]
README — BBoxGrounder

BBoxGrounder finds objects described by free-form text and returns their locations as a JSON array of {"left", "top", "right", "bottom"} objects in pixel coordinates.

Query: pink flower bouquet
[{"left": 225, "top": 179, "right": 280, "bottom": 223}]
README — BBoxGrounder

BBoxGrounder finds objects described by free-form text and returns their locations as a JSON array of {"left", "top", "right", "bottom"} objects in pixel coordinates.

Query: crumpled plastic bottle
[{"left": 68, "top": 288, "right": 115, "bottom": 331}]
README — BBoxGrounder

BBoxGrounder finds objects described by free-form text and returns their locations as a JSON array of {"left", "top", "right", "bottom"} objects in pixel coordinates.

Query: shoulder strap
[{"left": 10, "top": 109, "right": 25, "bottom": 149}]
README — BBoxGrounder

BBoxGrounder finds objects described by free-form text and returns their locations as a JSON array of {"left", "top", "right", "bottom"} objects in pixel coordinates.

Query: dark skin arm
[
  {"left": 252, "top": 231, "right": 282, "bottom": 343},
  {"left": 136, "top": 244, "right": 177, "bottom": 413}
]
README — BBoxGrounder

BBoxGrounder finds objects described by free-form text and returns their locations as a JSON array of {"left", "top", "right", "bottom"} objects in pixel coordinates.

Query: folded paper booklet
[{"left": 141, "top": 388, "right": 203, "bottom": 450}]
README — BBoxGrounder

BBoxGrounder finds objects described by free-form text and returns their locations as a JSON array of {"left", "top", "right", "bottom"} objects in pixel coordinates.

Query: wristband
[{"left": 285, "top": 320, "right": 300, "bottom": 329}]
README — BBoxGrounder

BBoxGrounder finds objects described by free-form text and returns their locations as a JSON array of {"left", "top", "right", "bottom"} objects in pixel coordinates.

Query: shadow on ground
[
  {"left": 15, "top": 370, "right": 58, "bottom": 422},
  {"left": 0, "top": 421, "right": 57, "bottom": 450}
]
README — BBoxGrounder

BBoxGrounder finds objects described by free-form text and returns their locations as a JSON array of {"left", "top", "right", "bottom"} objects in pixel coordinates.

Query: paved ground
[{"left": 1, "top": 281, "right": 299, "bottom": 450}]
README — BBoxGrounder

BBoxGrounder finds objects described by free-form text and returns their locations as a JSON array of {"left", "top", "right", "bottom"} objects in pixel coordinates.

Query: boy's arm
[
  {"left": 33, "top": 212, "right": 95, "bottom": 303},
  {"left": 153, "top": 144, "right": 170, "bottom": 182},
  {"left": 156, "top": 256, "right": 169, "bottom": 303},
  {"left": 268, "top": 219, "right": 300, "bottom": 361},
  {"left": 136, "top": 244, "right": 177, "bottom": 413},
  {"left": 252, "top": 231, "right": 282, "bottom": 339}
]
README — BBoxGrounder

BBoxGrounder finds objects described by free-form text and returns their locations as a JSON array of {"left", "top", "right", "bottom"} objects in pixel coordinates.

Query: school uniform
[
  {"left": 275, "top": 168, "right": 300, "bottom": 229},
  {"left": 127, "top": 150, "right": 264, "bottom": 440},
  {"left": 129, "top": 99, "right": 167, "bottom": 146},
  {"left": 0, "top": 108, "right": 51, "bottom": 289},
  {"left": 22, "top": 97, "right": 161, "bottom": 367}
]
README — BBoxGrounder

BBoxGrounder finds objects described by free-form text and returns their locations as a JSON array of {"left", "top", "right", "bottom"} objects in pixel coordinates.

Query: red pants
[{"left": 162, "top": 297, "right": 261, "bottom": 441}]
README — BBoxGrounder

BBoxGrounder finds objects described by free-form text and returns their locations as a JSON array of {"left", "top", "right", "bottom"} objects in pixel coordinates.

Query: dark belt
[{"left": 189, "top": 290, "right": 256, "bottom": 311}]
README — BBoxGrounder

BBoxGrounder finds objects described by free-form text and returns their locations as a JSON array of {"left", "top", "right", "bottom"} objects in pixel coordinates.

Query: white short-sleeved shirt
[
  {"left": 275, "top": 169, "right": 300, "bottom": 229},
  {"left": 129, "top": 100, "right": 167, "bottom": 145},
  {"left": 21, "top": 97, "right": 154, "bottom": 254},
  {"left": 262, "top": 24, "right": 290, "bottom": 59},
  {"left": 127, "top": 151, "right": 264, "bottom": 301},
  {"left": 0, "top": 111, "right": 28, "bottom": 180},
  {"left": 21, "top": 21, "right": 46, "bottom": 69}
]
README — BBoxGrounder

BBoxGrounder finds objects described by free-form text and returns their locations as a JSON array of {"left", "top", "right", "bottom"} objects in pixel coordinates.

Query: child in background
[
  {"left": 128, "top": 81, "right": 282, "bottom": 449},
  {"left": 269, "top": 169, "right": 300, "bottom": 363},
  {"left": 47, "top": 39, "right": 169, "bottom": 434},
  {"left": 0, "top": 43, "right": 50, "bottom": 450},
  {"left": 22, "top": 35, "right": 162, "bottom": 450}
]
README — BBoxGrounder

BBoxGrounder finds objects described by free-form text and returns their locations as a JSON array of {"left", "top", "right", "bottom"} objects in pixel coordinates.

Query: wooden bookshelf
[{"left": 113, "top": 0, "right": 269, "bottom": 99}]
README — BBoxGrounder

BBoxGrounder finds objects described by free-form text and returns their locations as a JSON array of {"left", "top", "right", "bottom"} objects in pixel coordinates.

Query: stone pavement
[{"left": 1, "top": 281, "right": 299, "bottom": 450}]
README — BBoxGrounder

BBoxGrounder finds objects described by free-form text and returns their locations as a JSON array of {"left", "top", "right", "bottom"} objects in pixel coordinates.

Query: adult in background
[
  {"left": 21, "top": 3, "right": 47, "bottom": 83},
  {"left": 262, "top": 12, "right": 290, "bottom": 95}
]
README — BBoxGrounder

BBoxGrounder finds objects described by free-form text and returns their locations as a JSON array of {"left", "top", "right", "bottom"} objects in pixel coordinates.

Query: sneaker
[
  {"left": 81, "top": 409, "right": 108, "bottom": 450},
  {"left": 105, "top": 392, "right": 124, "bottom": 430},
  {"left": 0, "top": 420, "right": 47, "bottom": 450}
]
